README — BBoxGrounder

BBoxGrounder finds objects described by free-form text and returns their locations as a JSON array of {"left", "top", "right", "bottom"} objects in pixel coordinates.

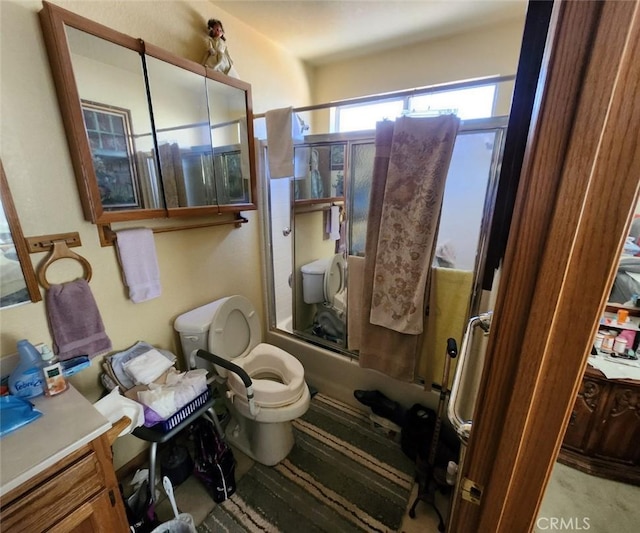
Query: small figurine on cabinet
[{"left": 202, "top": 18, "right": 238, "bottom": 78}]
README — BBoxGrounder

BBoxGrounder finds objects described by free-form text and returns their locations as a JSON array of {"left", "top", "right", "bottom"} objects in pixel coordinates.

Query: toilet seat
[
  {"left": 227, "top": 343, "right": 306, "bottom": 408},
  {"left": 324, "top": 254, "right": 345, "bottom": 305},
  {"left": 206, "top": 297, "right": 305, "bottom": 409}
]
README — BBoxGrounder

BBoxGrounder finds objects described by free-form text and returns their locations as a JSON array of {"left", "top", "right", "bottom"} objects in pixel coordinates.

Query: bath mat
[{"left": 197, "top": 393, "right": 415, "bottom": 532}]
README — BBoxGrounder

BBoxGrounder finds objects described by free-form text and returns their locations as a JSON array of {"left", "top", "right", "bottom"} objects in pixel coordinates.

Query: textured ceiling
[{"left": 214, "top": 0, "right": 528, "bottom": 65}]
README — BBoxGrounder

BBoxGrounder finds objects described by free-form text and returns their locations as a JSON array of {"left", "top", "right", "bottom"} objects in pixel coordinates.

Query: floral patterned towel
[{"left": 369, "top": 115, "right": 459, "bottom": 335}]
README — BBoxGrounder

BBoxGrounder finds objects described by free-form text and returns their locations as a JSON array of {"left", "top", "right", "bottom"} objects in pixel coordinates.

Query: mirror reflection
[
  {"left": 144, "top": 55, "right": 214, "bottom": 208},
  {"left": 66, "top": 25, "right": 161, "bottom": 212},
  {"left": 0, "top": 161, "right": 41, "bottom": 308},
  {"left": 0, "top": 199, "right": 29, "bottom": 308},
  {"left": 609, "top": 198, "right": 640, "bottom": 306},
  {"left": 268, "top": 117, "right": 507, "bottom": 354},
  {"left": 206, "top": 78, "right": 252, "bottom": 205},
  {"left": 293, "top": 144, "right": 346, "bottom": 202}
]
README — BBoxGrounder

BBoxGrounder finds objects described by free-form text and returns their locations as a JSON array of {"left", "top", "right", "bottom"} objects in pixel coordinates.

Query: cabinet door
[
  {"left": 54, "top": 489, "right": 129, "bottom": 533},
  {"left": 593, "top": 383, "right": 640, "bottom": 465},
  {"left": 40, "top": 4, "right": 166, "bottom": 223},
  {"left": 206, "top": 75, "right": 256, "bottom": 209},
  {"left": 563, "top": 377, "right": 605, "bottom": 451}
]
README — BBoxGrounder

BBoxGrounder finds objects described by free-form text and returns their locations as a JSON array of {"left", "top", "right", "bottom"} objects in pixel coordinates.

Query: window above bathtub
[{"left": 332, "top": 80, "right": 498, "bottom": 133}]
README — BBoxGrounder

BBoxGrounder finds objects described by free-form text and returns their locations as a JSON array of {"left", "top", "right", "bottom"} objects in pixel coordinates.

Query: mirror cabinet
[{"left": 39, "top": 1, "right": 256, "bottom": 224}]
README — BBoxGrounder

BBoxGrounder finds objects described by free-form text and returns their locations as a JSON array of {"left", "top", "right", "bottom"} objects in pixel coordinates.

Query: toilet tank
[
  {"left": 174, "top": 302, "right": 218, "bottom": 370},
  {"left": 301, "top": 258, "right": 329, "bottom": 304}
]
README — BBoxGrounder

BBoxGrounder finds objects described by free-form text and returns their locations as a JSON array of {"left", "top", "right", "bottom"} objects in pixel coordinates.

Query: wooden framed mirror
[
  {"left": 39, "top": 1, "right": 256, "bottom": 224},
  {"left": 0, "top": 160, "right": 41, "bottom": 307}
]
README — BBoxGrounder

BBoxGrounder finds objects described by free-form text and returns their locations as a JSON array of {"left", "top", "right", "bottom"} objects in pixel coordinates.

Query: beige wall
[
  {"left": 307, "top": 17, "right": 524, "bottom": 131},
  {"left": 1, "top": 0, "right": 525, "bottom": 469},
  {"left": 0, "top": 0, "right": 310, "bottom": 468},
  {"left": 314, "top": 17, "right": 524, "bottom": 104}
]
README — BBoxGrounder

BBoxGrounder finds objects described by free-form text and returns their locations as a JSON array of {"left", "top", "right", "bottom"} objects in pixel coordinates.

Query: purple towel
[{"left": 45, "top": 279, "right": 112, "bottom": 361}]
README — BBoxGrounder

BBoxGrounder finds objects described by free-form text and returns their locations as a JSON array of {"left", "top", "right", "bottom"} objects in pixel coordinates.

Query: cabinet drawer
[{"left": 0, "top": 451, "right": 104, "bottom": 532}]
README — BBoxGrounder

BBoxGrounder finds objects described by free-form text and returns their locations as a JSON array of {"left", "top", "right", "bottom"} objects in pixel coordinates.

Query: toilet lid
[
  {"left": 324, "top": 254, "right": 345, "bottom": 305},
  {"left": 207, "top": 296, "right": 261, "bottom": 366}
]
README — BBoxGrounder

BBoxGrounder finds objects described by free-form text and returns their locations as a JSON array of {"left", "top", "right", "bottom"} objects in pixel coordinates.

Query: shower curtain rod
[{"left": 253, "top": 74, "right": 515, "bottom": 118}]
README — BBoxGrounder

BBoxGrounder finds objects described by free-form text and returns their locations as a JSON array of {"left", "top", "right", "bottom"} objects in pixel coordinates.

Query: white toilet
[
  {"left": 301, "top": 254, "right": 346, "bottom": 307},
  {"left": 174, "top": 295, "right": 310, "bottom": 466},
  {"left": 301, "top": 254, "right": 346, "bottom": 340}
]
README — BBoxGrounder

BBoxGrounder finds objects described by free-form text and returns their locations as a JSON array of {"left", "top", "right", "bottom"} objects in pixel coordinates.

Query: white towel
[
  {"left": 266, "top": 106, "right": 294, "bottom": 178},
  {"left": 115, "top": 228, "right": 161, "bottom": 303},
  {"left": 329, "top": 205, "right": 341, "bottom": 240},
  {"left": 122, "top": 348, "right": 174, "bottom": 385}
]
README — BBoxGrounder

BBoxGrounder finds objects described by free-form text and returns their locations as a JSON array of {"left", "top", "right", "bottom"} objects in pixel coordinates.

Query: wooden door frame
[{"left": 449, "top": 0, "right": 640, "bottom": 531}]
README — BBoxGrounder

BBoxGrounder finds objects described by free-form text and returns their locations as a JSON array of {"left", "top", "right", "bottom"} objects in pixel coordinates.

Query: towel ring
[{"left": 37, "top": 240, "right": 93, "bottom": 289}]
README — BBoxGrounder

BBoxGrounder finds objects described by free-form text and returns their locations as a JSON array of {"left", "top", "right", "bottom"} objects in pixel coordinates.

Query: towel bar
[{"left": 97, "top": 213, "right": 248, "bottom": 247}]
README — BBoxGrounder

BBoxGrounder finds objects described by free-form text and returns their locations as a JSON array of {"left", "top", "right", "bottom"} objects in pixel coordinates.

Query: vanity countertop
[{"left": 0, "top": 385, "right": 110, "bottom": 497}]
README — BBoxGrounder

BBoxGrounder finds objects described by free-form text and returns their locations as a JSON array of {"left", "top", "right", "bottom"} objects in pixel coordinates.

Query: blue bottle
[{"left": 8, "top": 340, "right": 45, "bottom": 399}]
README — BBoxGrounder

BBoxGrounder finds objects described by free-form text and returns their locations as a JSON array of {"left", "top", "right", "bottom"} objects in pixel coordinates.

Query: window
[
  {"left": 409, "top": 85, "right": 496, "bottom": 120},
  {"left": 335, "top": 100, "right": 404, "bottom": 133},
  {"left": 333, "top": 82, "right": 497, "bottom": 132}
]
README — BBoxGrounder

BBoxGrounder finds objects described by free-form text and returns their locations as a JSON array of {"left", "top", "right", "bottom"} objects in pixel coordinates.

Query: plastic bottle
[
  {"left": 40, "top": 345, "right": 68, "bottom": 396},
  {"left": 8, "top": 339, "right": 45, "bottom": 399}
]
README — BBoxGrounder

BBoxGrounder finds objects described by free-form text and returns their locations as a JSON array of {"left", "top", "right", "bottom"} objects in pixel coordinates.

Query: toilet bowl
[{"left": 174, "top": 295, "right": 310, "bottom": 466}]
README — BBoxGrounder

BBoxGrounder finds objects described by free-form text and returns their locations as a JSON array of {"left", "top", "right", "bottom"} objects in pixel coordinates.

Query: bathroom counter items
[
  {"left": 559, "top": 365, "right": 640, "bottom": 486},
  {"left": 0, "top": 385, "right": 129, "bottom": 531}
]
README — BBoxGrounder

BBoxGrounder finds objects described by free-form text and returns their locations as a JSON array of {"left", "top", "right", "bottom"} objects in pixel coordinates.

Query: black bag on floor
[
  {"left": 401, "top": 403, "right": 437, "bottom": 461},
  {"left": 192, "top": 417, "right": 236, "bottom": 503}
]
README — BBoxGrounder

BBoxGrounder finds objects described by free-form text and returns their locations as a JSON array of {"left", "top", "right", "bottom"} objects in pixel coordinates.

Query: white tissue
[
  {"left": 123, "top": 348, "right": 174, "bottom": 385},
  {"left": 93, "top": 388, "right": 145, "bottom": 436},
  {"left": 138, "top": 388, "right": 176, "bottom": 418},
  {"left": 137, "top": 369, "right": 208, "bottom": 420}
]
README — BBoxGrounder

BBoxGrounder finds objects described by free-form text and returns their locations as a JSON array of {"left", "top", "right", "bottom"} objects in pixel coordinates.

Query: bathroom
[{"left": 1, "top": 0, "right": 639, "bottom": 531}]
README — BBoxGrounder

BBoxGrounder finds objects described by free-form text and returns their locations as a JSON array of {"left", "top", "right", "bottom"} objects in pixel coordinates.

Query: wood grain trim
[
  {"left": 450, "top": 1, "right": 640, "bottom": 531},
  {"left": 492, "top": 1, "right": 640, "bottom": 529}
]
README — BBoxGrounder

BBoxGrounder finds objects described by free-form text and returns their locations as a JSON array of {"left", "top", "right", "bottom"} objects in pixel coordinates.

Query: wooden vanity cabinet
[
  {"left": 559, "top": 365, "right": 640, "bottom": 485},
  {"left": 0, "top": 432, "right": 129, "bottom": 532}
]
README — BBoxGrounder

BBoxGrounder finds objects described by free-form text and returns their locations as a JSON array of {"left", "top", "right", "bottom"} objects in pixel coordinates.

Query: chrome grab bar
[{"left": 447, "top": 312, "right": 492, "bottom": 443}]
